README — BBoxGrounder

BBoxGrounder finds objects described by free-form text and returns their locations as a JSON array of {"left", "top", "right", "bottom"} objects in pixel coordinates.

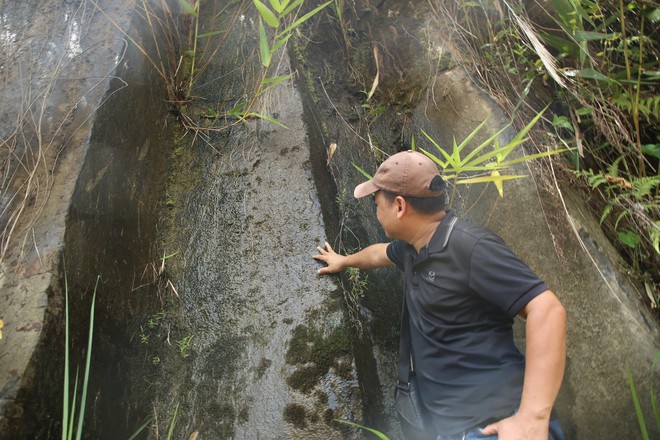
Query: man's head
[{"left": 354, "top": 150, "right": 447, "bottom": 214}]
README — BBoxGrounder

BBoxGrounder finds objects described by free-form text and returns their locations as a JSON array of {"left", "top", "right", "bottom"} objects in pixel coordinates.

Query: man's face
[{"left": 373, "top": 191, "right": 397, "bottom": 238}]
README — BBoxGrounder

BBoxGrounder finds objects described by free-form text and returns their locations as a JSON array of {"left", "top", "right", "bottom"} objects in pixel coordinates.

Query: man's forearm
[
  {"left": 518, "top": 290, "right": 567, "bottom": 421},
  {"left": 314, "top": 242, "right": 393, "bottom": 274},
  {"left": 342, "top": 243, "right": 392, "bottom": 270}
]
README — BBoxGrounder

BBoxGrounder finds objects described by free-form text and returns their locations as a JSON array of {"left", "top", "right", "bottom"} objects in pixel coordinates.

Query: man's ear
[{"left": 394, "top": 196, "right": 407, "bottom": 218}]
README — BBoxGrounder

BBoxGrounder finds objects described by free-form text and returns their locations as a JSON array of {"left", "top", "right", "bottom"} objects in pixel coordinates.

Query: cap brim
[{"left": 354, "top": 180, "right": 379, "bottom": 198}]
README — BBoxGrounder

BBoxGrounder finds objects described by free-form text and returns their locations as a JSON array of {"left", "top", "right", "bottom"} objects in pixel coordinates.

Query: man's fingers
[
  {"left": 324, "top": 241, "right": 333, "bottom": 252},
  {"left": 480, "top": 423, "right": 498, "bottom": 436}
]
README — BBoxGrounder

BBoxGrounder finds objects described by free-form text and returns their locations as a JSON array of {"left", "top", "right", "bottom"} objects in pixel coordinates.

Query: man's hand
[
  {"left": 313, "top": 242, "right": 393, "bottom": 274},
  {"left": 313, "top": 242, "right": 346, "bottom": 274},
  {"left": 481, "top": 411, "right": 549, "bottom": 440}
]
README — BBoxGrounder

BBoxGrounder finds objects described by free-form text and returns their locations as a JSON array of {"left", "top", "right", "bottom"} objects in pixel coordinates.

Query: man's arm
[
  {"left": 483, "top": 289, "right": 566, "bottom": 440},
  {"left": 313, "top": 242, "right": 393, "bottom": 274}
]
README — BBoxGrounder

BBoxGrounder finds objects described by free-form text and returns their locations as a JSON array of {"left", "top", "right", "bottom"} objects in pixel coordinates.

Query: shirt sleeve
[
  {"left": 386, "top": 240, "right": 407, "bottom": 271},
  {"left": 468, "top": 233, "right": 548, "bottom": 317}
]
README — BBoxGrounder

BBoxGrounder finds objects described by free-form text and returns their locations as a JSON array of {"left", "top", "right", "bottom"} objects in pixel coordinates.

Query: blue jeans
[{"left": 436, "top": 417, "right": 565, "bottom": 440}]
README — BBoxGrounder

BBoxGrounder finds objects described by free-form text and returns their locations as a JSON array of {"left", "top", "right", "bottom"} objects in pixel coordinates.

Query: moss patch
[
  {"left": 283, "top": 403, "right": 307, "bottom": 429},
  {"left": 285, "top": 316, "right": 351, "bottom": 394}
]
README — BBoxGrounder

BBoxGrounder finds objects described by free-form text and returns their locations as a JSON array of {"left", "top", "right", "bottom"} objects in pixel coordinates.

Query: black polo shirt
[{"left": 386, "top": 210, "right": 548, "bottom": 435}]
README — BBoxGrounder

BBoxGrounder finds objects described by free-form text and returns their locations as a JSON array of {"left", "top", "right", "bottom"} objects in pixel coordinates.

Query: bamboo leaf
[
  {"left": 268, "top": 0, "right": 283, "bottom": 14},
  {"left": 279, "top": 0, "right": 333, "bottom": 37},
  {"left": 454, "top": 118, "right": 491, "bottom": 154},
  {"left": 282, "top": 0, "right": 304, "bottom": 16},
  {"left": 419, "top": 146, "right": 449, "bottom": 169},
  {"left": 227, "top": 101, "right": 247, "bottom": 118},
  {"left": 456, "top": 174, "right": 526, "bottom": 185},
  {"left": 510, "top": 106, "right": 547, "bottom": 143},
  {"left": 492, "top": 170, "right": 504, "bottom": 197},
  {"left": 271, "top": 33, "right": 292, "bottom": 54},
  {"left": 420, "top": 132, "right": 451, "bottom": 167},
  {"left": 258, "top": 18, "right": 272, "bottom": 67},
  {"left": 502, "top": 149, "right": 567, "bottom": 166},
  {"left": 460, "top": 124, "right": 511, "bottom": 166},
  {"left": 462, "top": 139, "right": 526, "bottom": 169},
  {"left": 247, "top": 112, "right": 288, "bottom": 128},
  {"left": 254, "top": 0, "right": 279, "bottom": 27},
  {"left": 258, "top": 73, "right": 294, "bottom": 96}
]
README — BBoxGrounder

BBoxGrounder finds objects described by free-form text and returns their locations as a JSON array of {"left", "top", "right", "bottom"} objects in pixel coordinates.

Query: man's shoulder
[{"left": 450, "top": 217, "right": 493, "bottom": 245}]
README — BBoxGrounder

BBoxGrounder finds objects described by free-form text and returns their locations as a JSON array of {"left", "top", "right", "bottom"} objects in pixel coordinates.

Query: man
[{"left": 313, "top": 151, "right": 566, "bottom": 440}]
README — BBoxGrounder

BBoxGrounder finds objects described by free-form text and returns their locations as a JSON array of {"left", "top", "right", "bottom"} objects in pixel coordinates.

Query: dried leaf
[
  {"left": 645, "top": 281, "right": 657, "bottom": 309},
  {"left": 366, "top": 46, "right": 380, "bottom": 101},
  {"left": 327, "top": 142, "right": 337, "bottom": 166},
  {"left": 187, "top": 431, "right": 199, "bottom": 440},
  {"left": 605, "top": 175, "right": 632, "bottom": 190}
]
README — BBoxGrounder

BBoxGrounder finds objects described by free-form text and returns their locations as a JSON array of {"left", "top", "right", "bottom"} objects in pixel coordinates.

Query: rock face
[
  {"left": 0, "top": 0, "right": 658, "bottom": 439},
  {"left": 0, "top": 0, "right": 150, "bottom": 436}
]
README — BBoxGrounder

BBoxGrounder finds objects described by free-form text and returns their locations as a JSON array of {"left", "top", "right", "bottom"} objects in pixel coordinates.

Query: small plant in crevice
[
  {"left": 62, "top": 274, "right": 151, "bottom": 440},
  {"left": 62, "top": 275, "right": 98, "bottom": 440},
  {"left": 176, "top": 335, "right": 193, "bottom": 358},
  {"left": 626, "top": 351, "right": 660, "bottom": 440},
  {"left": 340, "top": 266, "right": 367, "bottom": 336},
  {"left": 92, "top": 0, "right": 331, "bottom": 136}
]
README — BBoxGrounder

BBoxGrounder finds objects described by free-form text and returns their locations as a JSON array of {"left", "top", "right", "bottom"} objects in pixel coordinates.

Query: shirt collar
[{"left": 427, "top": 209, "right": 458, "bottom": 254}]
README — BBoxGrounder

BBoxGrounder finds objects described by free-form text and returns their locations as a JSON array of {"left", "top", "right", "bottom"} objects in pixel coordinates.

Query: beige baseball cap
[{"left": 354, "top": 150, "right": 445, "bottom": 198}]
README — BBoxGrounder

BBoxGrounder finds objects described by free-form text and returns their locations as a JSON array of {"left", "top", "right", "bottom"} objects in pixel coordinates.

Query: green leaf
[
  {"left": 258, "top": 18, "right": 272, "bottom": 67},
  {"left": 618, "top": 230, "right": 641, "bottom": 249},
  {"left": 270, "top": 33, "right": 292, "bottom": 54},
  {"left": 335, "top": 420, "right": 390, "bottom": 440},
  {"left": 167, "top": 404, "right": 179, "bottom": 440},
  {"left": 75, "top": 278, "right": 98, "bottom": 440},
  {"left": 127, "top": 418, "right": 154, "bottom": 440},
  {"left": 178, "top": 0, "right": 198, "bottom": 17},
  {"left": 258, "top": 73, "right": 293, "bottom": 96},
  {"left": 627, "top": 367, "right": 650, "bottom": 440},
  {"left": 552, "top": 115, "right": 574, "bottom": 131},
  {"left": 502, "top": 149, "right": 567, "bottom": 167},
  {"left": 352, "top": 163, "right": 373, "bottom": 180},
  {"left": 573, "top": 30, "right": 615, "bottom": 41},
  {"left": 227, "top": 101, "right": 247, "bottom": 118},
  {"left": 254, "top": 0, "right": 279, "bottom": 27},
  {"left": 456, "top": 174, "right": 526, "bottom": 185},
  {"left": 197, "top": 30, "right": 226, "bottom": 38},
  {"left": 578, "top": 68, "right": 619, "bottom": 84},
  {"left": 268, "top": 0, "right": 283, "bottom": 13},
  {"left": 648, "top": 7, "right": 660, "bottom": 23},
  {"left": 642, "top": 144, "right": 660, "bottom": 160},
  {"left": 247, "top": 112, "right": 288, "bottom": 128},
  {"left": 278, "top": 0, "right": 333, "bottom": 37},
  {"left": 419, "top": 145, "right": 449, "bottom": 169},
  {"left": 281, "top": 0, "right": 304, "bottom": 16}
]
